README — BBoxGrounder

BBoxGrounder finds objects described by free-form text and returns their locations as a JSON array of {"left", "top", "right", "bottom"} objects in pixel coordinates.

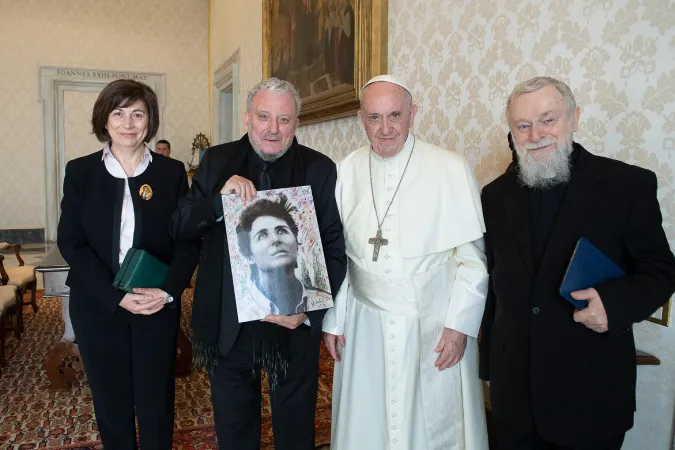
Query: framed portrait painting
[
  {"left": 222, "top": 186, "right": 334, "bottom": 323},
  {"left": 263, "top": 0, "right": 388, "bottom": 124}
]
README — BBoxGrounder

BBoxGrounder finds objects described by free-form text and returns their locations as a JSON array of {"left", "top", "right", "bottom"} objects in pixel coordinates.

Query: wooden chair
[
  {"left": 0, "top": 243, "right": 38, "bottom": 313},
  {"left": 0, "top": 255, "right": 22, "bottom": 367}
]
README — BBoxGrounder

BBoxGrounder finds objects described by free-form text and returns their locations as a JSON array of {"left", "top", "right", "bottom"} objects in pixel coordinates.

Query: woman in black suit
[{"left": 57, "top": 80, "right": 198, "bottom": 449}]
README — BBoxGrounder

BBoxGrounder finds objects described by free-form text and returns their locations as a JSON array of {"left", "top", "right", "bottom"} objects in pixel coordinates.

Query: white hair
[
  {"left": 506, "top": 76, "right": 576, "bottom": 122},
  {"left": 247, "top": 77, "right": 302, "bottom": 117}
]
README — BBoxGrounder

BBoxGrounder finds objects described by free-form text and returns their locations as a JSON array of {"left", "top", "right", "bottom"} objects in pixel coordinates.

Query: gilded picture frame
[
  {"left": 262, "top": 0, "right": 388, "bottom": 125},
  {"left": 647, "top": 299, "right": 671, "bottom": 327}
]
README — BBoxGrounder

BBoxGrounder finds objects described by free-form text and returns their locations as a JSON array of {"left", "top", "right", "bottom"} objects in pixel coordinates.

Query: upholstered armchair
[
  {"left": 0, "top": 255, "right": 22, "bottom": 367},
  {"left": 0, "top": 243, "right": 38, "bottom": 313}
]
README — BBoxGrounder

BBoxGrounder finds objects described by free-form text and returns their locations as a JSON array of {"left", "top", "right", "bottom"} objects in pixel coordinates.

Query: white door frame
[
  {"left": 212, "top": 50, "right": 240, "bottom": 145},
  {"left": 39, "top": 66, "right": 166, "bottom": 242}
]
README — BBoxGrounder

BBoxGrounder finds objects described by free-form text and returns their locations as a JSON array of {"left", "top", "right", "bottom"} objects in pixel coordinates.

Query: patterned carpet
[{"left": 0, "top": 290, "right": 333, "bottom": 449}]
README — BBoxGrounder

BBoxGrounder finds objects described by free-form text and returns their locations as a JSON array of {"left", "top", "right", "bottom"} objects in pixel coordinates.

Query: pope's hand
[
  {"left": 323, "top": 332, "right": 346, "bottom": 362},
  {"left": 220, "top": 175, "right": 256, "bottom": 201},
  {"left": 434, "top": 327, "right": 467, "bottom": 371},
  {"left": 262, "top": 313, "right": 308, "bottom": 330}
]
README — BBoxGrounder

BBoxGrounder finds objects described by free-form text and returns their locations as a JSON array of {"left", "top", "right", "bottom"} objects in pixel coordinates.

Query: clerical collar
[{"left": 370, "top": 132, "right": 414, "bottom": 163}]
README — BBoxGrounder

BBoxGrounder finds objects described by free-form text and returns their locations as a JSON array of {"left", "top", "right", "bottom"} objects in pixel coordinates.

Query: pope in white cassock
[{"left": 322, "top": 75, "right": 490, "bottom": 450}]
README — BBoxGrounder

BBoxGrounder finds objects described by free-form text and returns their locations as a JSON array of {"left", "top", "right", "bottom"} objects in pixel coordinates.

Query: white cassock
[{"left": 323, "top": 133, "right": 489, "bottom": 450}]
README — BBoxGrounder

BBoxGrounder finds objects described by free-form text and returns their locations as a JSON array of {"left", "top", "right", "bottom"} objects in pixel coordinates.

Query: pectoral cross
[{"left": 368, "top": 229, "right": 389, "bottom": 262}]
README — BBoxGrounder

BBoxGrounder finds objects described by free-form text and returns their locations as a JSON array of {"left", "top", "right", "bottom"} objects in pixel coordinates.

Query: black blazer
[
  {"left": 57, "top": 150, "right": 199, "bottom": 314},
  {"left": 170, "top": 135, "right": 346, "bottom": 358},
  {"left": 480, "top": 144, "right": 675, "bottom": 444}
]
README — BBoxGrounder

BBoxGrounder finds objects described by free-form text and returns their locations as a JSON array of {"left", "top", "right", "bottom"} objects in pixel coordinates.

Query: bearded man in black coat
[{"left": 480, "top": 76, "right": 675, "bottom": 450}]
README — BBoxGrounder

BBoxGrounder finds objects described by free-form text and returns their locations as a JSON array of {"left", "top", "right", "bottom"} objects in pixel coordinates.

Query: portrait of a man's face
[{"left": 224, "top": 187, "right": 333, "bottom": 323}]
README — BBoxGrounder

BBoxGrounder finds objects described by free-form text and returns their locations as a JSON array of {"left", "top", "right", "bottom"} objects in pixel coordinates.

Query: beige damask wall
[
  {"left": 64, "top": 91, "right": 104, "bottom": 164},
  {"left": 212, "top": 0, "right": 675, "bottom": 447},
  {"left": 0, "top": 0, "right": 209, "bottom": 230},
  {"left": 210, "top": 0, "right": 263, "bottom": 128}
]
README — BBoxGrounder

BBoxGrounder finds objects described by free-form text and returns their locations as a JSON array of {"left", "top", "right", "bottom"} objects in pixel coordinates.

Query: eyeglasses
[{"left": 365, "top": 111, "right": 408, "bottom": 126}]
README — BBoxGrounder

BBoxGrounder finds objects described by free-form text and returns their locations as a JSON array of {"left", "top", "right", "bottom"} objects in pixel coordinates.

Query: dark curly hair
[{"left": 236, "top": 194, "right": 299, "bottom": 259}]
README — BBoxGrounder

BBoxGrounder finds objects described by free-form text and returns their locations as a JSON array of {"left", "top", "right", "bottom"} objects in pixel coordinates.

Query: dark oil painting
[{"left": 269, "top": 0, "right": 356, "bottom": 99}]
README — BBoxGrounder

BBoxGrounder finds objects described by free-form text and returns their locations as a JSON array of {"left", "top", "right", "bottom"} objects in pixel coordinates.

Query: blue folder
[{"left": 559, "top": 238, "right": 625, "bottom": 310}]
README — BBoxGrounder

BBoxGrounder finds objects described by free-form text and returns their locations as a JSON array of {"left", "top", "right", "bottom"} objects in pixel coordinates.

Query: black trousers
[
  {"left": 209, "top": 323, "right": 320, "bottom": 450},
  {"left": 494, "top": 421, "right": 626, "bottom": 450},
  {"left": 70, "top": 298, "right": 179, "bottom": 450}
]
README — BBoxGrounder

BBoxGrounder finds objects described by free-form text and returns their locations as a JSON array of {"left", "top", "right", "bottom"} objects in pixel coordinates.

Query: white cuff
[{"left": 322, "top": 275, "right": 349, "bottom": 335}]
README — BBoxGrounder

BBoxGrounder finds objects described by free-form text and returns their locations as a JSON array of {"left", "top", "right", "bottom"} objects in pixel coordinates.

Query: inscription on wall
[{"left": 56, "top": 69, "right": 148, "bottom": 81}]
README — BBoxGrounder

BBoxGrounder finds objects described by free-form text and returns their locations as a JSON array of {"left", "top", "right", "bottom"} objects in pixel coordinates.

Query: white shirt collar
[{"left": 102, "top": 143, "right": 153, "bottom": 179}]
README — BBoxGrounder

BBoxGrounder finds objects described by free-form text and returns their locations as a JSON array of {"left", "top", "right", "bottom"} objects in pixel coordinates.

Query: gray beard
[
  {"left": 248, "top": 135, "right": 291, "bottom": 162},
  {"left": 515, "top": 134, "right": 574, "bottom": 189}
]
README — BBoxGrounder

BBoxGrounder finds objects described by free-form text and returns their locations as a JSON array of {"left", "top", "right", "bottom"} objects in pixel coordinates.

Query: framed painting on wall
[{"left": 262, "top": 0, "right": 388, "bottom": 125}]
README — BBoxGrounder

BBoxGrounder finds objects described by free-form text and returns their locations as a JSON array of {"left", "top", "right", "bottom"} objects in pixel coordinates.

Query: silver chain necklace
[{"left": 367, "top": 134, "right": 416, "bottom": 261}]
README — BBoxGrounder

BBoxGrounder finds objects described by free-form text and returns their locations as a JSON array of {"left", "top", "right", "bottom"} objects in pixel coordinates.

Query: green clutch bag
[{"left": 112, "top": 248, "right": 169, "bottom": 293}]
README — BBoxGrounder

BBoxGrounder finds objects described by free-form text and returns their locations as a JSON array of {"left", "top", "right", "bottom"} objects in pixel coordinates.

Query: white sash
[{"left": 348, "top": 261, "right": 418, "bottom": 318}]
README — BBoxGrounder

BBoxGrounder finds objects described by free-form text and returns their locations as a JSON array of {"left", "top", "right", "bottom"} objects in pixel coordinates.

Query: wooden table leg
[
  {"left": 176, "top": 328, "right": 192, "bottom": 377},
  {"left": 45, "top": 328, "right": 192, "bottom": 388},
  {"left": 45, "top": 341, "right": 81, "bottom": 389}
]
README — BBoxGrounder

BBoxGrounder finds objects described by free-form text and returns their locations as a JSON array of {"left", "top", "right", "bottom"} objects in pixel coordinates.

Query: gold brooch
[{"left": 139, "top": 184, "right": 153, "bottom": 200}]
